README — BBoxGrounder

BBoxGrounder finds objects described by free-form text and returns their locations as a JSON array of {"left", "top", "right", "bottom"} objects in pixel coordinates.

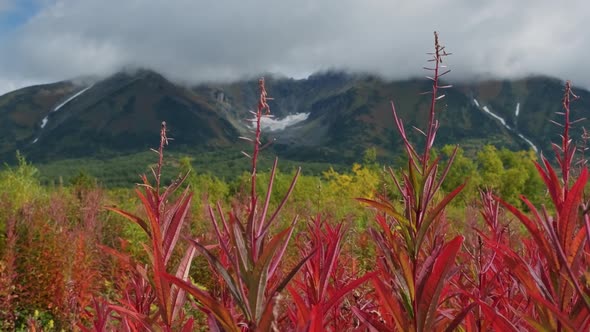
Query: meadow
[{"left": 1, "top": 32, "right": 589, "bottom": 331}]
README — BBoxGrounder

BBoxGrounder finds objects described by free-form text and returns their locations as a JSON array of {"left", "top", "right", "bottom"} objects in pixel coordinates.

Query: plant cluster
[{"left": 1, "top": 32, "right": 589, "bottom": 331}]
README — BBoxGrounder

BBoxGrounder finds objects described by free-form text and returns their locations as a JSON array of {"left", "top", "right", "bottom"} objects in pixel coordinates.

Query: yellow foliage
[{"left": 322, "top": 163, "right": 380, "bottom": 202}]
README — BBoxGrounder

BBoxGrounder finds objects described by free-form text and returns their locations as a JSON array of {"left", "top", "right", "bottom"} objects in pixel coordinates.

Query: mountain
[
  {"left": 1, "top": 69, "right": 589, "bottom": 169},
  {"left": 0, "top": 70, "right": 239, "bottom": 162},
  {"left": 193, "top": 73, "right": 590, "bottom": 163}
]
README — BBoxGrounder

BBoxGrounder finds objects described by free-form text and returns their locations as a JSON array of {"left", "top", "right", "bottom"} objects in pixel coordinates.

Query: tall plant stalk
[
  {"left": 102, "top": 122, "right": 196, "bottom": 331},
  {"left": 356, "top": 32, "right": 465, "bottom": 331},
  {"left": 165, "top": 78, "right": 314, "bottom": 331},
  {"left": 493, "top": 81, "right": 590, "bottom": 331}
]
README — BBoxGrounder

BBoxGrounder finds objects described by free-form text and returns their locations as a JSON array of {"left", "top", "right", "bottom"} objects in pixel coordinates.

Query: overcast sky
[{"left": 0, "top": 0, "right": 588, "bottom": 95}]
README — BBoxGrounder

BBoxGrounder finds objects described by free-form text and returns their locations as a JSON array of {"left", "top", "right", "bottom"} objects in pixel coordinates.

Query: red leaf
[
  {"left": 171, "top": 246, "right": 196, "bottom": 321},
  {"left": 559, "top": 167, "right": 588, "bottom": 250},
  {"left": 187, "top": 238, "right": 249, "bottom": 316},
  {"left": 352, "top": 305, "right": 393, "bottom": 332},
  {"left": 416, "top": 183, "right": 465, "bottom": 250},
  {"left": 287, "top": 287, "right": 310, "bottom": 327},
  {"left": 443, "top": 302, "right": 477, "bottom": 332},
  {"left": 527, "top": 291, "right": 579, "bottom": 330},
  {"left": 496, "top": 195, "right": 558, "bottom": 267},
  {"left": 180, "top": 318, "right": 195, "bottom": 332},
  {"left": 162, "top": 273, "right": 240, "bottom": 332},
  {"left": 477, "top": 300, "right": 519, "bottom": 332},
  {"left": 108, "top": 305, "right": 152, "bottom": 331},
  {"left": 322, "top": 272, "right": 378, "bottom": 313},
  {"left": 356, "top": 197, "right": 407, "bottom": 224},
  {"left": 162, "top": 189, "right": 193, "bottom": 264},
  {"left": 416, "top": 235, "right": 463, "bottom": 332},
  {"left": 104, "top": 207, "right": 150, "bottom": 237},
  {"left": 372, "top": 278, "right": 408, "bottom": 330}
]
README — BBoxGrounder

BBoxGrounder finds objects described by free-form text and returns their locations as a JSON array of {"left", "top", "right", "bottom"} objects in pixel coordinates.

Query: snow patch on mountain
[
  {"left": 40, "top": 84, "right": 94, "bottom": 129},
  {"left": 35, "top": 84, "right": 94, "bottom": 143},
  {"left": 518, "top": 133, "right": 538, "bottom": 153},
  {"left": 475, "top": 100, "right": 539, "bottom": 153},
  {"left": 53, "top": 84, "right": 94, "bottom": 112},
  {"left": 482, "top": 106, "right": 510, "bottom": 129},
  {"left": 255, "top": 113, "right": 310, "bottom": 131}
]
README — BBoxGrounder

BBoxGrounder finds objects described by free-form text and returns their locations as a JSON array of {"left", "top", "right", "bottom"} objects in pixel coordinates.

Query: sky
[{"left": 0, "top": 0, "right": 588, "bottom": 95}]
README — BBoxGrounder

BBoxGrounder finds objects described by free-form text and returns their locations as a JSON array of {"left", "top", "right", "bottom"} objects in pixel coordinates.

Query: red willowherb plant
[
  {"left": 16, "top": 200, "right": 68, "bottom": 327},
  {"left": 355, "top": 31, "right": 465, "bottom": 331},
  {"left": 165, "top": 78, "right": 314, "bottom": 331},
  {"left": 79, "top": 297, "right": 113, "bottom": 332},
  {"left": 450, "top": 190, "right": 524, "bottom": 331},
  {"left": 102, "top": 121, "right": 196, "bottom": 331},
  {"left": 0, "top": 208, "right": 18, "bottom": 331},
  {"left": 285, "top": 215, "right": 376, "bottom": 330},
  {"left": 492, "top": 81, "right": 590, "bottom": 331},
  {"left": 10, "top": 29, "right": 590, "bottom": 332}
]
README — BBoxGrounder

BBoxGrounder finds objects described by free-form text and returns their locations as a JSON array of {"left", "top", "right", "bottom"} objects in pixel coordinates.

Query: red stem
[
  {"left": 156, "top": 121, "right": 168, "bottom": 198},
  {"left": 562, "top": 81, "right": 571, "bottom": 191},
  {"left": 251, "top": 78, "right": 270, "bottom": 211},
  {"left": 423, "top": 31, "right": 441, "bottom": 171}
]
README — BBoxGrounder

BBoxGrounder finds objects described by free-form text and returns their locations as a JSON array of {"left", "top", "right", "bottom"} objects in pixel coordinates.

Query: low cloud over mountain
[{"left": 0, "top": 0, "right": 588, "bottom": 94}]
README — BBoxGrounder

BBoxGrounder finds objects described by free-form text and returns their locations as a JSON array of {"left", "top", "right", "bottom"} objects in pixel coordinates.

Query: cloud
[
  {"left": 0, "top": 0, "right": 17, "bottom": 13},
  {"left": 0, "top": 0, "right": 589, "bottom": 94}
]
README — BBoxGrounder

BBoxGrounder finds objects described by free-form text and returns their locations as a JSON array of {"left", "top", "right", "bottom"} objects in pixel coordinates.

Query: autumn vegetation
[{"left": 1, "top": 32, "right": 590, "bottom": 331}]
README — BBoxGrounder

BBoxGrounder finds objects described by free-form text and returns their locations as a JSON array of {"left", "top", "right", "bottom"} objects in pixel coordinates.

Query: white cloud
[
  {"left": 0, "top": 0, "right": 589, "bottom": 93},
  {"left": 0, "top": 1, "right": 11, "bottom": 12}
]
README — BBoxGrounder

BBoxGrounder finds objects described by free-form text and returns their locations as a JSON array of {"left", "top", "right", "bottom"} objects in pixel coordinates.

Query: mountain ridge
[{"left": 1, "top": 69, "right": 588, "bottom": 167}]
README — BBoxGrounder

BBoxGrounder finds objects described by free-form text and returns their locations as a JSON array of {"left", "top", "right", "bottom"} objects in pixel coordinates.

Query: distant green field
[{"left": 34, "top": 147, "right": 349, "bottom": 187}]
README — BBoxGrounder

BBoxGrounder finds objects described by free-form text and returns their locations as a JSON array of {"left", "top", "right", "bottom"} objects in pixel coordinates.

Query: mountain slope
[
  {"left": 0, "top": 81, "right": 80, "bottom": 155},
  {"left": 0, "top": 70, "right": 588, "bottom": 167},
  {"left": 459, "top": 77, "right": 590, "bottom": 153},
  {"left": 0, "top": 70, "right": 239, "bottom": 162}
]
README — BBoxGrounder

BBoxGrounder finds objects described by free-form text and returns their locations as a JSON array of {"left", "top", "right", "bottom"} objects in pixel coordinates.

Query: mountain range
[{"left": 1, "top": 69, "right": 589, "bottom": 170}]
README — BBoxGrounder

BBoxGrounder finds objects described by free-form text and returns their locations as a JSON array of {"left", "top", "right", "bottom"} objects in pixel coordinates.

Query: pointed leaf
[
  {"left": 105, "top": 207, "right": 151, "bottom": 237},
  {"left": 528, "top": 291, "right": 579, "bottom": 331},
  {"left": 559, "top": 167, "right": 588, "bottom": 249},
  {"left": 416, "top": 183, "right": 464, "bottom": 250},
  {"left": 108, "top": 305, "right": 152, "bottom": 331},
  {"left": 268, "top": 217, "right": 297, "bottom": 278},
  {"left": 443, "top": 302, "right": 477, "bottom": 332},
  {"left": 259, "top": 157, "right": 278, "bottom": 233},
  {"left": 272, "top": 248, "right": 317, "bottom": 295},
  {"left": 477, "top": 300, "right": 519, "bottom": 332},
  {"left": 187, "top": 238, "right": 249, "bottom": 317},
  {"left": 287, "top": 287, "right": 310, "bottom": 323},
  {"left": 416, "top": 236, "right": 463, "bottom": 332},
  {"left": 372, "top": 277, "right": 408, "bottom": 330},
  {"left": 171, "top": 245, "right": 196, "bottom": 320},
  {"left": 497, "top": 196, "right": 558, "bottom": 267},
  {"left": 162, "top": 273, "right": 240, "bottom": 332},
  {"left": 352, "top": 306, "right": 392, "bottom": 332},
  {"left": 322, "top": 272, "right": 377, "bottom": 313},
  {"left": 356, "top": 197, "right": 408, "bottom": 226},
  {"left": 163, "top": 191, "right": 193, "bottom": 264},
  {"left": 261, "top": 167, "right": 301, "bottom": 236}
]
